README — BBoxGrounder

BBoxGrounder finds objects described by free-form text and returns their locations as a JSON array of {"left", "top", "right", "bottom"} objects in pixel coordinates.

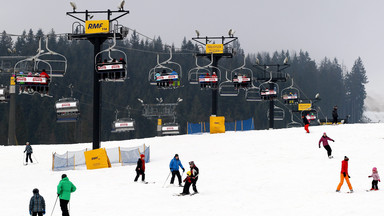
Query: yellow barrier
[
  {"left": 84, "top": 148, "right": 111, "bottom": 170},
  {"left": 210, "top": 116, "right": 225, "bottom": 134}
]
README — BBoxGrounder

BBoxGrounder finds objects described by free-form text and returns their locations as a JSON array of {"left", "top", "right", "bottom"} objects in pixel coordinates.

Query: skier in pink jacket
[
  {"left": 319, "top": 132, "right": 335, "bottom": 159},
  {"left": 368, "top": 167, "right": 381, "bottom": 191}
]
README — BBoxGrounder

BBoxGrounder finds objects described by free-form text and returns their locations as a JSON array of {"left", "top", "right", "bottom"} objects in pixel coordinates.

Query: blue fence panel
[{"left": 188, "top": 118, "right": 254, "bottom": 134}]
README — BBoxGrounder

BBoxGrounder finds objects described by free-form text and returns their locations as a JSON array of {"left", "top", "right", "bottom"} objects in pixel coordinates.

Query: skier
[
  {"left": 180, "top": 171, "right": 192, "bottom": 195},
  {"left": 134, "top": 154, "right": 146, "bottom": 182},
  {"left": 189, "top": 161, "right": 199, "bottom": 194},
  {"left": 57, "top": 174, "right": 76, "bottom": 216},
  {"left": 332, "top": 106, "right": 338, "bottom": 125},
  {"left": 302, "top": 115, "right": 310, "bottom": 133},
  {"left": 24, "top": 142, "right": 33, "bottom": 164},
  {"left": 336, "top": 156, "right": 353, "bottom": 193},
  {"left": 169, "top": 154, "right": 185, "bottom": 186},
  {"left": 29, "top": 188, "right": 45, "bottom": 216},
  {"left": 368, "top": 167, "right": 381, "bottom": 191},
  {"left": 318, "top": 132, "right": 335, "bottom": 159}
]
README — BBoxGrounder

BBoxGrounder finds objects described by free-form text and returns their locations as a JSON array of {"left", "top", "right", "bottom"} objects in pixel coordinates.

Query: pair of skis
[{"left": 174, "top": 192, "right": 198, "bottom": 196}]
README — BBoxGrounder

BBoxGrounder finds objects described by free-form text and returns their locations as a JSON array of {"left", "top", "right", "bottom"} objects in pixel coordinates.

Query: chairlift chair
[
  {"left": 267, "top": 105, "right": 285, "bottom": 121},
  {"left": 231, "top": 56, "right": 254, "bottom": 90},
  {"left": 13, "top": 56, "right": 53, "bottom": 97},
  {"left": 55, "top": 98, "right": 80, "bottom": 123},
  {"left": 260, "top": 82, "right": 279, "bottom": 100},
  {"left": 95, "top": 34, "right": 128, "bottom": 82},
  {"left": 148, "top": 48, "right": 182, "bottom": 89},
  {"left": 111, "top": 108, "right": 135, "bottom": 132},
  {"left": 245, "top": 87, "right": 262, "bottom": 102},
  {"left": 188, "top": 54, "right": 220, "bottom": 89},
  {"left": 0, "top": 86, "right": 9, "bottom": 103},
  {"left": 219, "top": 70, "right": 239, "bottom": 96},
  {"left": 161, "top": 122, "right": 180, "bottom": 135},
  {"left": 286, "top": 111, "right": 302, "bottom": 128},
  {"left": 281, "top": 78, "right": 299, "bottom": 105},
  {"left": 302, "top": 109, "right": 319, "bottom": 125}
]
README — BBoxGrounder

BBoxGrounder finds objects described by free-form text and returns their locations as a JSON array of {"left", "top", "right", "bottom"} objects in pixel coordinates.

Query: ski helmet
[
  {"left": 62, "top": 174, "right": 67, "bottom": 179},
  {"left": 189, "top": 161, "right": 194, "bottom": 166},
  {"left": 187, "top": 171, "right": 191, "bottom": 176},
  {"left": 33, "top": 188, "right": 39, "bottom": 194},
  {"left": 373, "top": 167, "right": 377, "bottom": 172},
  {"left": 140, "top": 154, "right": 145, "bottom": 158}
]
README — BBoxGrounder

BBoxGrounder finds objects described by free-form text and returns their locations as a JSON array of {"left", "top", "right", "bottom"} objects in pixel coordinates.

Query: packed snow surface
[{"left": 1, "top": 123, "right": 384, "bottom": 216}]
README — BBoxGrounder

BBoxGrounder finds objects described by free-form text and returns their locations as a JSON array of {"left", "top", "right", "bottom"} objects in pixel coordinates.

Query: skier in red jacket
[
  {"left": 134, "top": 154, "right": 146, "bottom": 182},
  {"left": 336, "top": 156, "right": 353, "bottom": 193}
]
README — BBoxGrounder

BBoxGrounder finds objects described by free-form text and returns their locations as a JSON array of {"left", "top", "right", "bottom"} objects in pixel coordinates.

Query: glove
[
  {"left": 333, "top": 140, "right": 335, "bottom": 142},
  {"left": 343, "top": 172, "right": 346, "bottom": 177},
  {"left": 57, "top": 193, "right": 60, "bottom": 197},
  {"left": 182, "top": 168, "right": 185, "bottom": 172},
  {"left": 43, "top": 209, "right": 46, "bottom": 215},
  {"left": 170, "top": 168, "right": 172, "bottom": 172},
  {"left": 348, "top": 175, "right": 351, "bottom": 178},
  {"left": 379, "top": 180, "right": 381, "bottom": 182},
  {"left": 29, "top": 210, "right": 32, "bottom": 215}
]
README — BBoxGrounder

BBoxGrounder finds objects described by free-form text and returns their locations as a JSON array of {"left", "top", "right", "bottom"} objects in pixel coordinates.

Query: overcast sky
[{"left": 1, "top": 0, "right": 383, "bottom": 110}]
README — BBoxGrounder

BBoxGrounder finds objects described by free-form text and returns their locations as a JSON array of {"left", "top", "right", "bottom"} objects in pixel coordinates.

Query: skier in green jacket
[{"left": 57, "top": 174, "right": 76, "bottom": 216}]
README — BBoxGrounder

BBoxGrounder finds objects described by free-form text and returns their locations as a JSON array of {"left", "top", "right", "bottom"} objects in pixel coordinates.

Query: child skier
[
  {"left": 29, "top": 188, "right": 45, "bottom": 216},
  {"left": 319, "top": 132, "right": 335, "bottom": 159},
  {"left": 180, "top": 171, "right": 192, "bottom": 195},
  {"left": 134, "top": 154, "right": 146, "bottom": 182},
  {"left": 368, "top": 167, "right": 381, "bottom": 191}
]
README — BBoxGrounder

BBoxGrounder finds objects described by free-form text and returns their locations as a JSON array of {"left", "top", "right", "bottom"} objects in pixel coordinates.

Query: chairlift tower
[
  {"left": 192, "top": 35, "right": 238, "bottom": 116},
  {"left": 67, "top": 8, "right": 129, "bottom": 149},
  {"left": 253, "top": 63, "right": 290, "bottom": 129}
]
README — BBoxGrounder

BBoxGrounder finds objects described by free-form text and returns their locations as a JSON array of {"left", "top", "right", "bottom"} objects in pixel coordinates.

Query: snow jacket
[
  {"left": 190, "top": 165, "right": 199, "bottom": 181},
  {"left": 29, "top": 194, "right": 45, "bottom": 213},
  {"left": 57, "top": 177, "right": 76, "bottom": 201},
  {"left": 332, "top": 109, "right": 338, "bottom": 118},
  {"left": 369, "top": 172, "right": 381, "bottom": 181},
  {"left": 341, "top": 160, "right": 349, "bottom": 175},
  {"left": 184, "top": 176, "right": 192, "bottom": 183},
  {"left": 136, "top": 158, "right": 145, "bottom": 172},
  {"left": 302, "top": 116, "right": 309, "bottom": 125},
  {"left": 169, "top": 157, "right": 184, "bottom": 172},
  {"left": 319, "top": 136, "right": 334, "bottom": 148},
  {"left": 24, "top": 145, "right": 33, "bottom": 154}
]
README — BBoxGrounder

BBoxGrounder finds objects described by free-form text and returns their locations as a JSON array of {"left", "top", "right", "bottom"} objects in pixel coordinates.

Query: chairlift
[
  {"left": 148, "top": 47, "right": 182, "bottom": 89},
  {"left": 37, "top": 36, "right": 68, "bottom": 77},
  {"left": 231, "top": 56, "right": 253, "bottom": 89},
  {"left": 302, "top": 109, "right": 319, "bottom": 125},
  {"left": 112, "top": 107, "right": 135, "bottom": 132},
  {"left": 161, "top": 122, "right": 180, "bottom": 135},
  {"left": 55, "top": 85, "right": 80, "bottom": 123},
  {"left": 281, "top": 78, "right": 299, "bottom": 105},
  {"left": 245, "top": 87, "right": 262, "bottom": 102},
  {"left": 267, "top": 105, "right": 285, "bottom": 121},
  {"left": 219, "top": 71, "right": 239, "bottom": 96},
  {"left": 188, "top": 54, "right": 220, "bottom": 89},
  {"left": 0, "top": 85, "right": 9, "bottom": 103},
  {"left": 13, "top": 48, "right": 53, "bottom": 97},
  {"left": 95, "top": 33, "right": 128, "bottom": 82},
  {"left": 259, "top": 70, "right": 279, "bottom": 100}
]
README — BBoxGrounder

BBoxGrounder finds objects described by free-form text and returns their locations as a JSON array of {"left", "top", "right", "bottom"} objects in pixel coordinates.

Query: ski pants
[
  {"left": 304, "top": 124, "right": 309, "bottom": 133},
  {"left": 60, "top": 199, "right": 70, "bottom": 216},
  {"left": 372, "top": 180, "right": 379, "bottom": 190},
  {"left": 32, "top": 212, "right": 43, "bottom": 216},
  {"left": 332, "top": 117, "right": 338, "bottom": 124},
  {"left": 170, "top": 171, "right": 182, "bottom": 184},
  {"left": 337, "top": 173, "right": 353, "bottom": 191},
  {"left": 26, "top": 153, "right": 33, "bottom": 163},
  {"left": 324, "top": 145, "right": 332, "bottom": 157},
  {"left": 183, "top": 181, "right": 192, "bottom": 194},
  {"left": 192, "top": 177, "right": 198, "bottom": 193},
  {"left": 134, "top": 170, "right": 145, "bottom": 182}
]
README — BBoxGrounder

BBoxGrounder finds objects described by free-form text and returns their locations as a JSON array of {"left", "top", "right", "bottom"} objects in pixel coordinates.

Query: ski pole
[
  {"left": 22, "top": 152, "right": 25, "bottom": 165},
  {"left": 32, "top": 154, "right": 39, "bottom": 164},
  {"left": 50, "top": 196, "right": 58, "bottom": 216},
  {"left": 162, "top": 172, "right": 171, "bottom": 188}
]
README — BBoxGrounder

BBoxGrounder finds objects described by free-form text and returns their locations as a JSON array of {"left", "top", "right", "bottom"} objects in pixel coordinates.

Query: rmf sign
[{"left": 85, "top": 20, "right": 110, "bottom": 34}]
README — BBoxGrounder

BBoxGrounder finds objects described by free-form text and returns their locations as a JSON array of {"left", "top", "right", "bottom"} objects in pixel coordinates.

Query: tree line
[{"left": 0, "top": 29, "right": 368, "bottom": 145}]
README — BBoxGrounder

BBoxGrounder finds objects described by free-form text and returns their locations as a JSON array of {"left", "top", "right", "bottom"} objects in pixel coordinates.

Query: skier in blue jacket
[{"left": 169, "top": 154, "right": 185, "bottom": 186}]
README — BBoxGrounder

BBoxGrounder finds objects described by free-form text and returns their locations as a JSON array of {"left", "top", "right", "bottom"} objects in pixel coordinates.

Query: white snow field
[{"left": 1, "top": 123, "right": 384, "bottom": 216}]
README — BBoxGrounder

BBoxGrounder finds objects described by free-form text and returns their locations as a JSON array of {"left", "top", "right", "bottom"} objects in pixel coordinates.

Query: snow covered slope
[{"left": 1, "top": 123, "right": 384, "bottom": 216}]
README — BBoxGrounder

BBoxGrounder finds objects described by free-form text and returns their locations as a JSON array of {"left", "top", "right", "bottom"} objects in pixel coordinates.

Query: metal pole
[
  {"left": 7, "top": 82, "right": 16, "bottom": 145},
  {"left": 91, "top": 37, "right": 104, "bottom": 149},
  {"left": 269, "top": 82, "right": 274, "bottom": 129},
  {"left": 211, "top": 56, "right": 220, "bottom": 116}
]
